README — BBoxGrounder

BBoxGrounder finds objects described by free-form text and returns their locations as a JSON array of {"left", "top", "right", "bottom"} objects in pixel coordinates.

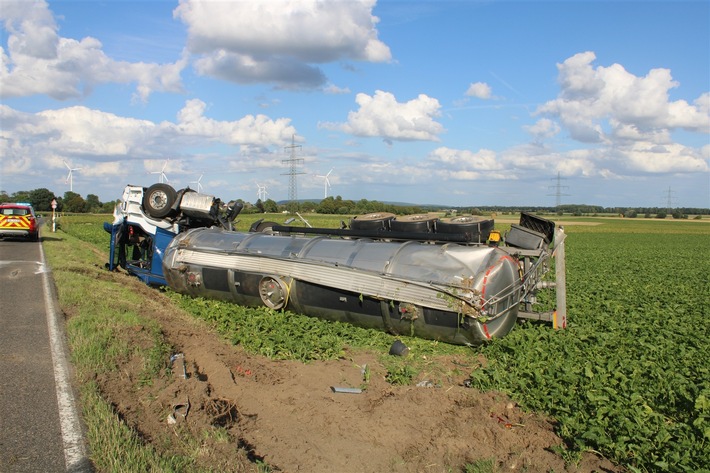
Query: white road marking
[{"left": 39, "top": 242, "right": 90, "bottom": 470}]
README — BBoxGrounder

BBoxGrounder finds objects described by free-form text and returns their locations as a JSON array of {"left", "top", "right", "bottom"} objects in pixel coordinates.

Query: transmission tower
[
  {"left": 663, "top": 186, "right": 676, "bottom": 213},
  {"left": 548, "top": 172, "right": 571, "bottom": 207},
  {"left": 281, "top": 135, "right": 304, "bottom": 206}
]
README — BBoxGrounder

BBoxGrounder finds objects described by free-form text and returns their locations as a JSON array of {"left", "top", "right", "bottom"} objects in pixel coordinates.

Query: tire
[
  {"left": 390, "top": 214, "right": 439, "bottom": 233},
  {"left": 253, "top": 221, "right": 279, "bottom": 233},
  {"left": 143, "top": 184, "right": 177, "bottom": 219},
  {"left": 349, "top": 212, "right": 395, "bottom": 231},
  {"left": 435, "top": 216, "right": 494, "bottom": 243}
]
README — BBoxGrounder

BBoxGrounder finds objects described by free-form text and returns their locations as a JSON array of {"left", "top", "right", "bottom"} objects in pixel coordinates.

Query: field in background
[{"left": 53, "top": 213, "right": 709, "bottom": 472}]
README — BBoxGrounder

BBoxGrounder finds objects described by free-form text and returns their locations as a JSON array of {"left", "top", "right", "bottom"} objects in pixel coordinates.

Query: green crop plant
[{"left": 57, "top": 214, "right": 710, "bottom": 472}]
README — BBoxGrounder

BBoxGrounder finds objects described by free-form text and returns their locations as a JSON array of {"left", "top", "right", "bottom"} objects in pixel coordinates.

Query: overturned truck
[{"left": 106, "top": 183, "right": 566, "bottom": 346}]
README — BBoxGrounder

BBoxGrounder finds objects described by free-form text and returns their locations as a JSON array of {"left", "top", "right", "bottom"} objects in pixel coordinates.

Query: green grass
[
  {"left": 42, "top": 226, "right": 254, "bottom": 472},
  {"left": 80, "top": 380, "right": 194, "bottom": 472}
]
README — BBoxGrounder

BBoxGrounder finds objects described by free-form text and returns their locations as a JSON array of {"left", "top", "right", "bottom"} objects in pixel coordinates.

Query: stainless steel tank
[{"left": 163, "top": 227, "right": 521, "bottom": 345}]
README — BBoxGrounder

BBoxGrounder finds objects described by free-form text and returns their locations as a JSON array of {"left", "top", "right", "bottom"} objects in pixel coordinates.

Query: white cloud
[
  {"left": 533, "top": 51, "right": 710, "bottom": 175},
  {"left": 620, "top": 141, "right": 709, "bottom": 173},
  {"left": 0, "top": 102, "right": 297, "bottom": 181},
  {"left": 174, "top": 99, "right": 297, "bottom": 145},
  {"left": 0, "top": 0, "right": 187, "bottom": 101},
  {"left": 465, "top": 82, "right": 493, "bottom": 100},
  {"left": 427, "top": 147, "right": 503, "bottom": 172},
  {"left": 0, "top": 0, "right": 58, "bottom": 59},
  {"left": 324, "top": 83, "right": 351, "bottom": 95},
  {"left": 524, "top": 118, "right": 560, "bottom": 141},
  {"left": 174, "top": 0, "right": 391, "bottom": 88},
  {"left": 320, "top": 90, "right": 444, "bottom": 141},
  {"left": 537, "top": 51, "right": 710, "bottom": 143}
]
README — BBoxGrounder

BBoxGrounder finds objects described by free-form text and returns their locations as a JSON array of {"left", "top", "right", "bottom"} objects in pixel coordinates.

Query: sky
[{"left": 1, "top": 0, "right": 709, "bottom": 209}]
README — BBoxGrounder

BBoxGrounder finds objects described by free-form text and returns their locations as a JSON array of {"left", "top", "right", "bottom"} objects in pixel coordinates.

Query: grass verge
[{"left": 41, "top": 228, "right": 243, "bottom": 472}]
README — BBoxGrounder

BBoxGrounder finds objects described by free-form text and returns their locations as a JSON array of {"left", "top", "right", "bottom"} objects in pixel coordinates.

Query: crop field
[{"left": 55, "top": 213, "right": 709, "bottom": 472}]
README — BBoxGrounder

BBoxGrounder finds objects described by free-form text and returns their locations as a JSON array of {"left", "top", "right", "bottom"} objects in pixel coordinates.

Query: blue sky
[{"left": 1, "top": 0, "right": 709, "bottom": 208}]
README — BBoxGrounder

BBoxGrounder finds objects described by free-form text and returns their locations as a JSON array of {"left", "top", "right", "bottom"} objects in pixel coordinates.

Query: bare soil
[{"left": 94, "top": 275, "right": 621, "bottom": 473}]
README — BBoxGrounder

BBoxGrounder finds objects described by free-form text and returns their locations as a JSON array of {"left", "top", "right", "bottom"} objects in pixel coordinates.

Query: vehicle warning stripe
[{"left": 0, "top": 215, "right": 32, "bottom": 229}]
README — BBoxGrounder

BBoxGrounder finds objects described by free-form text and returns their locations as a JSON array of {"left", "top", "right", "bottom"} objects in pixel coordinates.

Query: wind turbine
[
  {"left": 150, "top": 160, "right": 169, "bottom": 183},
  {"left": 315, "top": 169, "right": 333, "bottom": 198},
  {"left": 190, "top": 174, "right": 204, "bottom": 193},
  {"left": 63, "top": 160, "right": 81, "bottom": 192},
  {"left": 256, "top": 182, "right": 268, "bottom": 201}
]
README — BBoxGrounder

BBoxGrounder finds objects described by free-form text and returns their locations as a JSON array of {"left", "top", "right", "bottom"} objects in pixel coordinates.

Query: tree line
[
  {"left": 2, "top": 187, "right": 707, "bottom": 218},
  {"left": 0, "top": 188, "right": 117, "bottom": 214}
]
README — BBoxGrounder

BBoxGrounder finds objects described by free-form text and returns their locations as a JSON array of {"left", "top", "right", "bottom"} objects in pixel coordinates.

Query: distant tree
[
  {"left": 655, "top": 211, "right": 667, "bottom": 219},
  {"left": 316, "top": 196, "right": 339, "bottom": 214},
  {"left": 85, "top": 194, "right": 101, "bottom": 213},
  {"left": 63, "top": 192, "right": 87, "bottom": 213},
  {"left": 10, "top": 190, "right": 32, "bottom": 203},
  {"left": 255, "top": 199, "right": 265, "bottom": 213},
  {"left": 28, "top": 188, "right": 57, "bottom": 211},
  {"left": 263, "top": 199, "right": 278, "bottom": 213},
  {"left": 101, "top": 200, "right": 119, "bottom": 213}
]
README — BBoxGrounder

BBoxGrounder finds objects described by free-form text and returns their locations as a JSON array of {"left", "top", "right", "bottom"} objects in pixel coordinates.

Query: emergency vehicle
[{"left": 0, "top": 203, "right": 39, "bottom": 241}]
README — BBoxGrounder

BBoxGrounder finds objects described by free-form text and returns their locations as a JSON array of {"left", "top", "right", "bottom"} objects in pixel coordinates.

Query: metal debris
[
  {"left": 330, "top": 386, "right": 363, "bottom": 394},
  {"left": 170, "top": 353, "right": 187, "bottom": 379},
  {"left": 389, "top": 340, "right": 409, "bottom": 356}
]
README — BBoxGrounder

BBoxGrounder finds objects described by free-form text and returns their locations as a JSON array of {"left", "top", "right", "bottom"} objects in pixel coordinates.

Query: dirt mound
[{"left": 95, "top": 287, "right": 619, "bottom": 472}]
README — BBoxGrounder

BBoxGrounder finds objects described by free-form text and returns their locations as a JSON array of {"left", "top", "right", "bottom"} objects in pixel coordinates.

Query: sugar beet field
[{"left": 58, "top": 214, "right": 709, "bottom": 472}]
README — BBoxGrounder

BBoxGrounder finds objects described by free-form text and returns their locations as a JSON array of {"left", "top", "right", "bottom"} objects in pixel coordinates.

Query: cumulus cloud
[
  {"left": 0, "top": 0, "right": 186, "bottom": 101},
  {"left": 524, "top": 118, "right": 560, "bottom": 141},
  {"left": 465, "top": 82, "right": 493, "bottom": 100},
  {"left": 174, "top": 99, "right": 297, "bottom": 145},
  {"left": 427, "top": 147, "right": 503, "bottom": 173},
  {"left": 320, "top": 90, "right": 444, "bottom": 142},
  {"left": 0, "top": 102, "right": 297, "bottom": 181},
  {"left": 174, "top": 0, "right": 391, "bottom": 88},
  {"left": 620, "top": 141, "right": 708, "bottom": 173},
  {"left": 538, "top": 51, "right": 710, "bottom": 142},
  {"left": 533, "top": 51, "right": 710, "bottom": 175},
  {"left": 193, "top": 51, "right": 327, "bottom": 89}
]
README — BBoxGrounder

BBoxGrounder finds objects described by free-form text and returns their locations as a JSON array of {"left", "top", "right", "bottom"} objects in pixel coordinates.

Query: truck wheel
[
  {"left": 390, "top": 214, "right": 439, "bottom": 233},
  {"left": 143, "top": 183, "right": 177, "bottom": 219},
  {"left": 436, "top": 216, "right": 494, "bottom": 243},
  {"left": 349, "top": 212, "right": 396, "bottom": 231},
  {"left": 253, "top": 221, "right": 279, "bottom": 233}
]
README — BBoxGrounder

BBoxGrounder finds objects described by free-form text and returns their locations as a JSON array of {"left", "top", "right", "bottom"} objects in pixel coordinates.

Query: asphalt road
[{"left": 0, "top": 233, "right": 91, "bottom": 472}]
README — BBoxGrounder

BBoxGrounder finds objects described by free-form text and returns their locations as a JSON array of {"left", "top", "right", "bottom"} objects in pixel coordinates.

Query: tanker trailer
[
  {"left": 162, "top": 228, "right": 522, "bottom": 345},
  {"left": 107, "top": 183, "right": 565, "bottom": 346}
]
